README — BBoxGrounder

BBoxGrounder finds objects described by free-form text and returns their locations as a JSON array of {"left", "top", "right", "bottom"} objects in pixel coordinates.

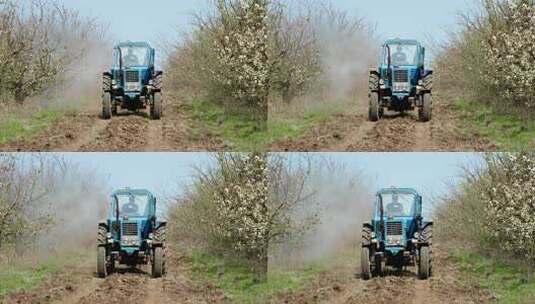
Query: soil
[
  {"left": 276, "top": 248, "right": 497, "bottom": 304},
  {"left": 1, "top": 249, "right": 226, "bottom": 304},
  {"left": 270, "top": 95, "right": 497, "bottom": 152},
  {"left": 0, "top": 98, "right": 225, "bottom": 152}
]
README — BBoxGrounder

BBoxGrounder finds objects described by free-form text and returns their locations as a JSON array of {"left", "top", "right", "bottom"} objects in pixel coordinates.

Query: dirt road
[
  {"left": 0, "top": 99, "right": 224, "bottom": 152},
  {"left": 1, "top": 249, "right": 225, "bottom": 304},
  {"left": 277, "top": 249, "right": 495, "bottom": 304},
  {"left": 270, "top": 95, "right": 496, "bottom": 152}
]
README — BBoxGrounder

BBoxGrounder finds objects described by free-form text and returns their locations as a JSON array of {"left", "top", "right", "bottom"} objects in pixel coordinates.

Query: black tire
[
  {"left": 418, "top": 246, "right": 431, "bottom": 279},
  {"left": 152, "top": 247, "right": 164, "bottom": 278},
  {"left": 97, "top": 246, "right": 107, "bottom": 278},
  {"left": 111, "top": 98, "right": 118, "bottom": 115},
  {"left": 418, "top": 225, "right": 433, "bottom": 245},
  {"left": 374, "top": 254, "right": 384, "bottom": 276},
  {"left": 418, "top": 94, "right": 432, "bottom": 122},
  {"left": 368, "top": 92, "right": 380, "bottom": 122},
  {"left": 102, "top": 92, "right": 112, "bottom": 119},
  {"left": 361, "top": 247, "right": 372, "bottom": 280},
  {"left": 150, "top": 93, "right": 162, "bottom": 120},
  {"left": 97, "top": 225, "right": 107, "bottom": 246}
]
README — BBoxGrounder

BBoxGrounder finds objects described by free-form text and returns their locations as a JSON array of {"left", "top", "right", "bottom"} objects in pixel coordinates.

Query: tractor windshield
[
  {"left": 118, "top": 46, "right": 150, "bottom": 68},
  {"left": 378, "top": 193, "right": 416, "bottom": 217},
  {"left": 384, "top": 44, "right": 418, "bottom": 66},
  {"left": 115, "top": 194, "right": 151, "bottom": 217}
]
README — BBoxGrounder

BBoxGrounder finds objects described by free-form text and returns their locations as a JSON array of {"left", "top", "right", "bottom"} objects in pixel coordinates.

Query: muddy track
[
  {"left": 270, "top": 96, "right": 497, "bottom": 152},
  {"left": 1, "top": 249, "right": 225, "bottom": 304},
  {"left": 0, "top": 97, "right": 224, "bottom": 152},
  {"left": 277, "top": 249, "right": 496, "bottom": 304}
]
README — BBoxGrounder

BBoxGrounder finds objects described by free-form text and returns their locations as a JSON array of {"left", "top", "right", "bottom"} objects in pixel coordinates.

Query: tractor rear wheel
[
  {"left": 418, "top": 94, "right": 432, "bottom": 122},
  {"left": 97, "top": 246, "right": 107, "bottom": 278},
  {"left": 361, "top": 247, "right": 372, "bottom": 280},
  {"left": 418, "top": 246, "right": 431, "bottom": 279},
  {"left": 102, "top": 92, "right": 112, "bottom": 119},
  {"left": 150, "top": 93, "right": 162, "bottom": 120},
  {"left": 368, "top": 92, "right": 380, "bottom": 122},
  {"left": 152, "top": 247, "right": 164, "bottom": 278}
]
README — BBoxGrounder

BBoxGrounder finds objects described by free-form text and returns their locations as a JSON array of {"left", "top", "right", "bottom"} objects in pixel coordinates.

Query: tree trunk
[
  {"left": 252, "top": 246, "right": 268, "bottom": 283},
  {"left": 14, "top": 87, "right": 26, "bottom": 105}
]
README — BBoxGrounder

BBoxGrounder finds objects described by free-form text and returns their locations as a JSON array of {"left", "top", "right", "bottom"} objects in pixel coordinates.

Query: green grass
[
  {"left": 0, "top": 109, "right": 63, "bottom": 144},
  {"left": 188, "top": 99, "right": 268, "bottom": 150},
  {"left": 454, "top": 99, "right": 535, "bottom": 150},
  {"left": 185, "top": 248, "right": 328, "bottom": 303},
  {"left": 187, "top": 98, "right": 348, "bottom": 150},
  {"left": 0, "top": 250, "right": 90, "bottom": 296},
  {"left": 455, "top": 250, "right": 535, "bottom": 303}
]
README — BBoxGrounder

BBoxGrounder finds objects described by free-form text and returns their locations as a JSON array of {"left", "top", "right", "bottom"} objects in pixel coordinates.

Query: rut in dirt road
[
  {"left": 0, "top": 100, "right": 224, "bottom": 152},
  {"left": 1, "top": 250, "right": 226, "bottom": 304},
  {"left": 277, "top": 250, "right": 495, "bottom": 304},
  {"left": 270, "top": 98, "right": 496, "bottom": 152}
]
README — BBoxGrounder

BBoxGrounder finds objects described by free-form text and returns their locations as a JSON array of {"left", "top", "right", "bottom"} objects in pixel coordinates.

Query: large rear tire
[
  {"left": 361, "top": 247, "right": 372, "bottom": 280},
  {"left": 102, "top": 92, "right": 112, "bottom": 120},
  {"left": 418, "top": 94, "right": 432, "bottom": 122},
  {"left": 418, "top": 246, "right": 431, "bottom": 279},
  {"left": 152, "top": 247, "right": 164, "bottom": 278},
  {"left": 368, "top": 92, "right": 380, "bottom": 122},
  {"left": 97, "top": 246, "right": 107, "bottom": 278},
  {"left": 150, "top": 93, "right": 162, "bottom": 120}
]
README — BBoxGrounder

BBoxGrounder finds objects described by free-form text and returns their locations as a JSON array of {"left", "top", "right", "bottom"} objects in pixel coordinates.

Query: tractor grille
[
  {"left": 125, "top": 70, "right": 139, "bottom": 83},
  {"left": 122, "top": 222, "right": 138, "bottom": 236},
  {"left": 393, "top": 69, "right": 409, "bottom": 82},
  {"left": 386, "top": 221, "right": 402, "bottom": 236}
]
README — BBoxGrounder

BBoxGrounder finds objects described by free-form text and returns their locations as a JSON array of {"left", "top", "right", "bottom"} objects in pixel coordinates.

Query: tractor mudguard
[
  {"left": 362, "top": 223, "right": 374, "bottom": 247},
  {"left": 102, "top": 72, "right": 112, "bottom": 93},
  {"left": 97, "top": 222, "right": 108, "bottom": 247},
  {"left": 418, "top": 221, "right": 433, "bottom": 246}
]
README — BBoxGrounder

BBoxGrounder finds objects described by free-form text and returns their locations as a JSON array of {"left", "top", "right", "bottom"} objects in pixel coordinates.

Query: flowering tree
[
  {"left": 483, "top": 0, "right": 535, "bottom": 109},
  {"left": 170, "top": 152, "right": 320, "bottom": 282},
  {"left": 483, "top": 152, "right": 535, "bottom": 260}
]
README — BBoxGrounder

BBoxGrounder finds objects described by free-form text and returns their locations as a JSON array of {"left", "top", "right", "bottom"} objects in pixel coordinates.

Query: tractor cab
[
  {"left": 372, "top": 187, "right": 422, "bottom": 255},
  {"left": 111, "top": 42, "right": 155, "bottom": 99},
  {"left": 368, "top": 38, "right": 433, "bottom": 122},
  {"left": 97, "top": 188, "right": 166, "bottom": 278},
  {"left": 361, "top": 187, "right": 433, "bottom": 280},
  {"left": 102, "top": 41, "right": 163, "bottom": 120},
  {"left": 379, "top": 39, "right": 426, "bottom": 99}
]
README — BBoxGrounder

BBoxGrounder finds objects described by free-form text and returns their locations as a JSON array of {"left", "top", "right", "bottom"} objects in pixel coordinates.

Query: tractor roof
[
  {"left": 112, "top": 188, "right": 154, "bottom": 197},
  {"left": 377, "top": 187, "right": 419, "bottom": 196},
  {"left": 115, "top": 41, "right": 152, "bottom": 49},
  {"left": 384, "top": 38, "right": 420, "bottom": 46}
]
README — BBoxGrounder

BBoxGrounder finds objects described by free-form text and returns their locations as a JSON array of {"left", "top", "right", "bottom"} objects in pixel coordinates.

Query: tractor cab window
[
  {"left": 383, "top": 44, "right": 418, "bottom": 66},
  {"left": 115, "top": 194, "right": 151, "bottom": 217},
  {"left": 117, "top": 46, "right": 150, "bottom": 68},
  {"left": 378, "top": 193, "right": 416, "bottom": 217}
]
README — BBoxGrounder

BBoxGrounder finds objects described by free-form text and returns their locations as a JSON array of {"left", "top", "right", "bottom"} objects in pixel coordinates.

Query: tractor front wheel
[
  {"left": 97, "top": 246, "right": 108, "bottom": 278},
  {"left": 368, "top": 92, "right": 380, "bottom": 122},
  {"left": 361, "top": 247, "right": 372, "bottom": 280},
  {"left": 418, "top": 94, "right": 432, "bottom": 122},
  {"left": 150, "top": 93, "right": 162, "bottom": 120},
  {"left": 152, "top": 247, "right": 164, "bottom": 278},
  {"left": 418, "top": 246, "right": 431, "bottom": 279},
  {"left": 102, "top": 92, "right": 112, "bottom": 120}
]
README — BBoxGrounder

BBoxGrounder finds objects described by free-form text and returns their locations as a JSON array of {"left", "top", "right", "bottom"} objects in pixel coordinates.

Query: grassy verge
[
  {"left": 188, "top": 99, "right": 268, "bottom": 150},
  {"left": 455, "top": 250, "right": 535, "bottom": 303},
  {"left": 0, "top": 251, "right": 88, "bottom": 296},
  {"left": 454, "top": 99, "right": 535, "bottom": 150},
  {"left": 187, "top": 97, "right": 349, "bottom": 150},
  {"left": 0, "top": 108, "right": 64, "bottom": 145},
  {"left": 185, "top": 248, "right": 332, "bottom": 303},
  {"left": 267, "top": 98, "right": 350, "bottom": 145}
]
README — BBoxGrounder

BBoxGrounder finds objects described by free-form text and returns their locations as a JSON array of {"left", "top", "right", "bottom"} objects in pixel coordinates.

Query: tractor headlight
[
  {"left": 107, "top": 232, "right": 112, "bottom": 238},
  {"left": 418, "top": 79, "right": 423, "bottom": 86},
  {"left": 112, "top": 79, "right": 117, "bottom": 85},
  {"left": 379, "top": 79, "right": 385, "bottom": 85},
  {"left": 414, "top": 232, "right": 420, "bottom": 239},
  {"left": 371, "top": 232, "right": 376, "bottom": 238},
  {"left": 149, "top": 233, "right": 154, "bottom": 239}
]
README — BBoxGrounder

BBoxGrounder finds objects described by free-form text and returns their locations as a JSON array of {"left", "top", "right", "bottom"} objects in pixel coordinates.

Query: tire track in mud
[
  {"left": 277, "top": 249, "right": 495, "bottom": 304},
  {"left": 270, "top": 97, "right": 496, "bottom": 152}
]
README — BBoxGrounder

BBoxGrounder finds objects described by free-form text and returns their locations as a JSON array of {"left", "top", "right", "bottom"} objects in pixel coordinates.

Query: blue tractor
[
  {"left": 368, "top": 39, "right": 433, "bottom": 122},
  {"left": 361, "top": 187, "right": 433, "bottom": 280},
  {"left": 97, "top": 188, "right": 166, "bottom": 278},
  {"left": 102, "top": 41, "right": 163, "bottom": 120}
]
